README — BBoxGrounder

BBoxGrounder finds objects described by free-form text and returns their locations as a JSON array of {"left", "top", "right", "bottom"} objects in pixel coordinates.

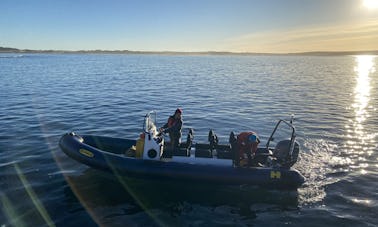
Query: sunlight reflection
[
  {"left": 360, "top": 169, "right": 368, "bottom": 175},
  {"left": 345, "top": 55, "right": 376, "bottom": 172},
  {"left": 350, "top": 55, "right": 375, "bottom": 147},
  {"left": 352, "top": 198, "right": 372, "bottom": 206},
  {"left": 353, "top": 55, "right": 375, "bottom": 125}
]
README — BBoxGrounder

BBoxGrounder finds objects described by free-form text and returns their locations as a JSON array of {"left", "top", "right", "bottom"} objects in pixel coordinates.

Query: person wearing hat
[
  {"left": 160, "top": 108, "right": 183, "bottom": 151},
  {"left": 236, "top": 131, "right": 260, "bottom": 166}
]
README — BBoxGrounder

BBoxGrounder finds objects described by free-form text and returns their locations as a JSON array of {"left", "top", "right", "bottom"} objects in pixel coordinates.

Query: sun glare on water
[
  {"left": 347, "top": 55, "right": 376, "bottom": 153},
  {"left": 363, "top": 0, "right": 378, "bottom": 9}
]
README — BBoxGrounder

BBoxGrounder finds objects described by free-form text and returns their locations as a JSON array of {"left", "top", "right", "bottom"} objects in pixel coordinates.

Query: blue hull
[{"left": 59, "top": 133, "right": 305, "bottom": 189}]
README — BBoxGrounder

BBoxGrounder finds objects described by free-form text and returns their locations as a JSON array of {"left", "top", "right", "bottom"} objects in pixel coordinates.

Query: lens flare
[{"left": 14, "top": 164, "right": 55, "bottom": 227}]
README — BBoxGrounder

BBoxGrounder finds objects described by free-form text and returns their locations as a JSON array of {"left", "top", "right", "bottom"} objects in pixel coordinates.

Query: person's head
[
  {"left": 248, "top": 134, "right": 259, "bottom": 144},
  {"left": 174, "top": 108, "right": 182, "bottom": 118},
  {"left": 248, "top": 133, "right": 260, "bottom": 153}
]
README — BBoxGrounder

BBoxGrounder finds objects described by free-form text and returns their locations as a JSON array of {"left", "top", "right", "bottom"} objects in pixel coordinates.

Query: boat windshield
[
  {"left": 143, "top": 111, "right": 157, "bottom": 133},
  {"left": 266, "top": 119, "right": 296, "bottom": 153}
]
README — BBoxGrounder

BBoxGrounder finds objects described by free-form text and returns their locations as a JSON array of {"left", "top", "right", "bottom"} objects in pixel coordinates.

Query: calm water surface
[{"left": 0, "top": 53, "right": 377, "bottom": 226}]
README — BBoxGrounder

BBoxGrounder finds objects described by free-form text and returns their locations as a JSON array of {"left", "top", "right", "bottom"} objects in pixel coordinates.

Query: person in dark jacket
[{"left": 160, "top": 108, "right": 183, "bottom": 150}]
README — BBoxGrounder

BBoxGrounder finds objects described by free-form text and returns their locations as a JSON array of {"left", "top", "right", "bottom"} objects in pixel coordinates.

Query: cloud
[{"left": 227, "top": 19, "right": 378, "bottom": 53}]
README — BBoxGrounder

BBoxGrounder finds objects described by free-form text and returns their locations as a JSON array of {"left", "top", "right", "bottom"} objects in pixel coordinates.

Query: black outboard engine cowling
[{"left": 273, "top": 140, "right": 300, "bottom": 168}]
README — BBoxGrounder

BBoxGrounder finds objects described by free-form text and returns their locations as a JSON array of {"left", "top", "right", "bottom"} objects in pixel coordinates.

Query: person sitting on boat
[
  {"left": 236, "top": 131, "right": 260, "bottom": 166},
  {"left": 160, "top": 108, "right": 183, "bottom": 151}
]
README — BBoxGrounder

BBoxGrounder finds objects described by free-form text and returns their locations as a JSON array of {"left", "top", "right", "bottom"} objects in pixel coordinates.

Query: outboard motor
[{"left": 273, "top": 140, "right": 300, "bottom": 168}]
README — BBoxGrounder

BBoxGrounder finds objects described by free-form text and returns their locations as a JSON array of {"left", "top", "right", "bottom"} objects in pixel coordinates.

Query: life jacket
[
  {"left": 237, "top": 132, "right": 258, "bottom": 145},
  {"left": 237, "top": 131, "right": 260, "bottom": 159}
]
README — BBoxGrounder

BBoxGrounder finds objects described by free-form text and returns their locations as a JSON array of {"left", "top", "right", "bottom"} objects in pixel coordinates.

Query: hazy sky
[{"left": 1, "top": 0, "right": 378, "bottom": 53}]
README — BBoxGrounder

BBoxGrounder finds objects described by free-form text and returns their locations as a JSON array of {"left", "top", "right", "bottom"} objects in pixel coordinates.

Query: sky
[{"left": 1, "top": 0, "right": 378, "bottom": 53}]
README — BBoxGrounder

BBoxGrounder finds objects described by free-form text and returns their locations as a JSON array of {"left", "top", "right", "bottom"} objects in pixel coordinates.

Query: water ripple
[{"left": 1, "top": 54, "right": 377, "bottom": 226}]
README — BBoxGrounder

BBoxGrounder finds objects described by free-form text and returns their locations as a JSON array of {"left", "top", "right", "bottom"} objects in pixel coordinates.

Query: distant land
[{"left": 1, "top": 46, "right": 378, "bottom": 56}]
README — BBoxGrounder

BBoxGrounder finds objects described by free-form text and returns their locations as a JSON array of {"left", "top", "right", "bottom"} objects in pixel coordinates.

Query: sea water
[{"left": 0, "top": 53, "right": 377, "bottom": 226}]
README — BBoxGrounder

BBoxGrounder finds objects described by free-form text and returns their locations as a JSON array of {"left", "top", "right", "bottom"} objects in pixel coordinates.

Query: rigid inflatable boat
[{"left": 59, "top": 111, "right": 305, "bottom": 189}]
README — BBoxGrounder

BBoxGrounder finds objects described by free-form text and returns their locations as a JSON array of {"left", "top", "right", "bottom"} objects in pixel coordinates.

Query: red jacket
[{"left": 236, "top": 132, "right": 260, "bottom": 160}]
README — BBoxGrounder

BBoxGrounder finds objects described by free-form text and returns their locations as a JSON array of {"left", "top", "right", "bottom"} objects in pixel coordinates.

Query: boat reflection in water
[{"left": 64, "top": 169, "right": 299, "bottom": 225}]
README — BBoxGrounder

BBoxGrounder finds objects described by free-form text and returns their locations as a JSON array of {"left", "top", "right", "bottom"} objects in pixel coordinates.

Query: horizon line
[{"left": 1, "top": 46, "right": 378, "bottom": 56}]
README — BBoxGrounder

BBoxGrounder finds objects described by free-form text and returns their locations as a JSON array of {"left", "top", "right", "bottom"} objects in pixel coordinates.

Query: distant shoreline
[{"left": 1, "top": 47, "right": 377, "bottom": 56}]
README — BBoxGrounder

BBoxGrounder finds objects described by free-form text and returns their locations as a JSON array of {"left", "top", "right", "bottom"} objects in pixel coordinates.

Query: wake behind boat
[{"left": 59, "top": 111, "right": 305, "bottom": 189}]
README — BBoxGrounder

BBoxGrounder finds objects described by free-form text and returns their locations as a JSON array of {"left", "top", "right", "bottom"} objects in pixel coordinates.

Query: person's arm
[
  {"left": 161, "top": 117, "right": 171, "bottom": 130},
  {"left": 162, "top": 122, "right": 169, "bottom": 129}
]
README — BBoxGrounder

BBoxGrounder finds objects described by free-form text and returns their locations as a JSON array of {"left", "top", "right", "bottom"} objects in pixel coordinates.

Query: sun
[{"left": 363, "top": 0, "right": 378, "bottom": 9}]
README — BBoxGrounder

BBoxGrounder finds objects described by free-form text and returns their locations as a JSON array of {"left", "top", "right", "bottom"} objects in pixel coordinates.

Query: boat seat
[
  {"left": 208, "top": 129, "right": 218, "bottom": 150},
  {"left": 162, "top": 144, "right": 190, "bottom": 158},
  {"left": 212, "top": 131, "right": 235, "bottom": 160},
  {"left": 195, "top": 143, "right": 213, "bottom": 158},
  {"left": 174, "top": 143, "right": 190, "bottom": 156},
  {"left": 216, "top": 144, "right": 233, "bottom": 159}
]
